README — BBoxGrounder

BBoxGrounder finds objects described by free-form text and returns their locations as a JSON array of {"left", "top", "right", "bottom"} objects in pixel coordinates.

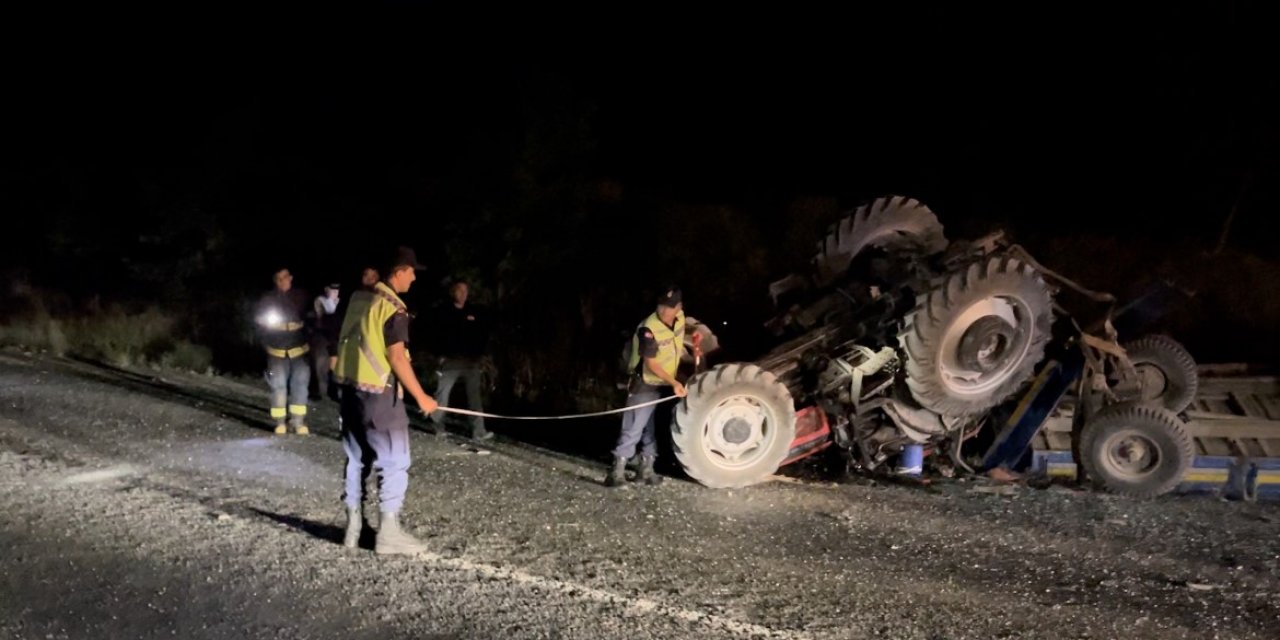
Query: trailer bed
[{"left": 1030, "top": 369, "right": 1280, "bottom": 498}]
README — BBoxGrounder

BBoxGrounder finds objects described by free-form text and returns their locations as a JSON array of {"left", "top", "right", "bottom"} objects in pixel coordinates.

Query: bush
[
  {"left": 0, "top": 287, "right": 212, "bottom": 372},
  {"left": 156, "top": 340, "right": 214, "bottom": 373}
]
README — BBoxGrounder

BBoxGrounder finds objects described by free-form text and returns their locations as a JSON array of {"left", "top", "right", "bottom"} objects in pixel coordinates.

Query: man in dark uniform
[
  {"left": 606, "top": 286, "right": 689, "bottom": 487},
  {"left": 333, "top": 247, "right": 438, "bottom": 555},
  {"left": 428, "top": 278, "right": 493, "bottom": 440},
  {"left": 255, "top": 267, "right": 312, "bottom": 435}
]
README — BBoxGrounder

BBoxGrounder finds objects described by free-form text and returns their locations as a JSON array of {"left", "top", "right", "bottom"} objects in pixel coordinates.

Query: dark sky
[{"left": 4, "top": 1, "right": 1278, "bottom": 281}]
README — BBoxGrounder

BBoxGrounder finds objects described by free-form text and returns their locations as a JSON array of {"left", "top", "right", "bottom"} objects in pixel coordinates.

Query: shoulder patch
[{"left": 642, "top": 330, "right": 654, "bottom": 338}]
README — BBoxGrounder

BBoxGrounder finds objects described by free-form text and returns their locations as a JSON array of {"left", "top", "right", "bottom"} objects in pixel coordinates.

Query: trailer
[{"left": 1025, "top": 368, "right": 1280, "bottom": 499}]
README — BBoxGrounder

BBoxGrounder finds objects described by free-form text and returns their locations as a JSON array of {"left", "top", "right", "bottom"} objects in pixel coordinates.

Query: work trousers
[
  {"left": 431, "top": 359, "right": 488, "bottom": 437},
  {"left": 340, "top": 386, "right": 412, "bottom": 513},
  {"left": 611, "top": 381, "right": 668, "bottom": 460},
  {"left": 267, "top": 354, "right": 310, "bottom": 427}
]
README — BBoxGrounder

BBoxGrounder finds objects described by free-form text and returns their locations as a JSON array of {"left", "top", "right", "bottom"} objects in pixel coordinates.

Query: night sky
[{"left": 3, "top": 2, "right": 1277, "bottom": 366}]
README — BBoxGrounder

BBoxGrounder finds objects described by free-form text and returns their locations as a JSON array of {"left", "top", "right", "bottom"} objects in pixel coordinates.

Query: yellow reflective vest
[
  {"left": 333, "top": 282, "right": 407, "bottom": 394},
  {"left": 628, "top": 310, "right": 685, "bottom": 386}
]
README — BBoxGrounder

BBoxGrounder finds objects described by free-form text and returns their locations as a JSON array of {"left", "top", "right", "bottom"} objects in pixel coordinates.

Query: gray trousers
[
  {"left": 340, "top": 386, "right": 412, "bottom": 513},
  {"left": 611, "top": 382, "right": 666, "bottom": 460},
  {"left": 431, "top": 360, "right": 487, "bottom": 436},
  {"left": 266, "top": 354, "right": 310, "bottom": 427}
]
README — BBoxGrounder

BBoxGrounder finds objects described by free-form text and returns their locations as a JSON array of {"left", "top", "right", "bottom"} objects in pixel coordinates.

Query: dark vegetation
[{"left": 2, "top": 3, "right": 1277, "bottom": 414}]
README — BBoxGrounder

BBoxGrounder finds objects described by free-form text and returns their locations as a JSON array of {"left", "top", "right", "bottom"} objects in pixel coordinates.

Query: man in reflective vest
[
  {"left": 254, "top": 267, "right": 312, "bottom": 435},
  {"left": 333, "top": 246, "right": 438, "bottom": 555},
  {"left": 606, "top": 286, "right": 688, "bottom": 487}
]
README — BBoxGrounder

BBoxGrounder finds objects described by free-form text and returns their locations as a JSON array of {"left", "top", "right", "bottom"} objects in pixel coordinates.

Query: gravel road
[{"left": 1, "top": 351, "right": 1277, "bottom": 639}]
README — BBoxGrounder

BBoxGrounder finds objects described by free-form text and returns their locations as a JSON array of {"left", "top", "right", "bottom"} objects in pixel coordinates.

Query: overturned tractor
[{"left": 674, "top": 195, "right": 1200, "bottom": 498}]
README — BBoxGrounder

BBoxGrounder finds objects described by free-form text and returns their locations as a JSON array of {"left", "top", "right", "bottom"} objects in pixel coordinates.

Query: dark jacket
[
  {"left": 428, "top": 302, "right": 490, "bottom": 361},
  {"left": 309, "top": 295, "right": 342, "bottom": 351},
  {"left": 254, "top": 288, "right": 311, "bottom": 352}
]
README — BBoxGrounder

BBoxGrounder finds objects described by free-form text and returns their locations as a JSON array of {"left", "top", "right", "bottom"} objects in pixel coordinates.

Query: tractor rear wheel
[
  {"left": 898, "top": 254, "right": 1054, "bottom": 417},
  {"left": 811, "top": 195, "right": 948, "bottom": 288}
]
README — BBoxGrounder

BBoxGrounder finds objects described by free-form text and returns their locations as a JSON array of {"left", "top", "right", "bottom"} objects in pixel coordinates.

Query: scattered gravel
[{"left": 1, "top": 351, "right": 1276, "bottom": 639}]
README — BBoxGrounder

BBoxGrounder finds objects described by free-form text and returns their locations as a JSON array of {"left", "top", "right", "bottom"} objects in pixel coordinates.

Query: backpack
[{"left": 618, "top": 329, "right": 639, "bottom": 379}]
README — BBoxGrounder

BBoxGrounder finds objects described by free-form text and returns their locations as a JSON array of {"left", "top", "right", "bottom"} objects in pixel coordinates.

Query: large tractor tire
[
  {"left": 1122, "top": 334, "right": 1199, "bottom": 414},
  {"left": 1079, "top": 402, "right": 1194, "bottom": 498},
  {"left": 898, "top": 254, "right": 1054, "bottom": 417},
  {"left": 811, "top": 195, "right": 949, "bottom": 288},
  {"left": 673, "top": 363, "right": 797, "bottom": 488}
]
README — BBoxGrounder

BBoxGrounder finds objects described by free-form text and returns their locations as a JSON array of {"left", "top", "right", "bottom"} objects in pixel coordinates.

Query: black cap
[
  {"left": 656, "top": 285, "right": 682, "bottom": 307},
  {"left": 388, "top": 246, "right": 426, "bottom": 272}
]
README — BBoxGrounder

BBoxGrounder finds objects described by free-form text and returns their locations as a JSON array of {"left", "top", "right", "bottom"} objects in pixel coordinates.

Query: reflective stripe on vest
[
  {"left": 629, "top": 310, "right": 685, "bottom": 386},
  {"left": 333, "top": 282, "right": 407, "bottom": 394}
]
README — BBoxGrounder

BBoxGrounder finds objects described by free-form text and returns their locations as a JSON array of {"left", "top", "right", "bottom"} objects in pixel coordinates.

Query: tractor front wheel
[{"left": 673, "top": 363, "right": 797, "bottom": 488}]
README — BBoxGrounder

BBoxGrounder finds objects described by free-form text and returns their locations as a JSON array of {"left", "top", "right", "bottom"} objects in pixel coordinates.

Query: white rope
[{"left": 433, "top": 395, "right": 678, "bottom": 420}]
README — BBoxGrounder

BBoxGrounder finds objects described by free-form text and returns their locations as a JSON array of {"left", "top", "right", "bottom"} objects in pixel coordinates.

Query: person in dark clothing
[
  {"left": 255, "top": 267, "right": 312, "bottom": 435},
  {"left": 309, "top": 283, "right": 342, "bottom": 400},
  {"left": 360, "top": 266, "right": 379, "bottom": 290},
  {"left": 428, "top": 278, "right": 492, "bottom": 440}
]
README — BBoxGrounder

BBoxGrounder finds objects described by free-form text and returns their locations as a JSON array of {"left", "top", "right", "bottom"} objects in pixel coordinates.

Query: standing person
[
  {"left": 360, "top": 266, "right": 379, "bottom": 290},
  {"left": 255, "top": 267, "right": 312, "bottom": 435},
  {"left": 333, "top": 246, "right": 438, "bottom": 555},
  {"left": 605, "top": 286, "right": 688, "bottom": 487},
  {"left": 324, "top": 267, "right": 379, "bottom": 404},
  {"left": 428, "top": 278, "right": 493, "bottom": 441},
  {"left": 310, "top": 283, "right": 342, "bottom": 400}
]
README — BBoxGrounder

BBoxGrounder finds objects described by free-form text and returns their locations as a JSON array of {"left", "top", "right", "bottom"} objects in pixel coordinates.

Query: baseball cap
[
  {"left": 657, "top": 285, "right": 682, "bottom": 307},
  {"left": 388, "top": 246, "right": 427, "bottom": 272}
]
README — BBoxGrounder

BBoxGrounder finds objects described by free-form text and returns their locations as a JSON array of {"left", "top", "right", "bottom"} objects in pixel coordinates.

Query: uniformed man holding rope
[
  {"left": 606, "top": 286, "right": 688, "bottom": 487},
  {"left": 333, "top": 246, "right": 438, "bottom": 555}
]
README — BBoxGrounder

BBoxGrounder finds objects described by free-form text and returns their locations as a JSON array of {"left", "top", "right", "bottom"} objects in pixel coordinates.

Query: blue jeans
[{"left": 266, "top": 355, "right": 310, "bottom": 427}]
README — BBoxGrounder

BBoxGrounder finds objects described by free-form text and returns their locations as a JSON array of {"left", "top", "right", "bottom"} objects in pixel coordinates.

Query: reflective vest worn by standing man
[
  {"left": 333, "top": 246, "right": 438, "bottom": 555},
  {"left": 606, "top": 286, "right": 688, "bottom": 487},
  {"left": 255, "top": 267, "right": 312, "bottom": 435}
]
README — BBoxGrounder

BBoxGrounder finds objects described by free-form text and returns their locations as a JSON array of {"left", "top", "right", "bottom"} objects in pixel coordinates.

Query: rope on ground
[{"left": 433, "top": 395, "right": 679, "bottom": 420}]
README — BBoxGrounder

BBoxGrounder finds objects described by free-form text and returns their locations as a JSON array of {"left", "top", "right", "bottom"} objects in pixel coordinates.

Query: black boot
[
  {"left": 637, "top": 455, "right": 663, "bottom": 486},
  {"left": 604, "top": 456, "right": 627, "bottom": 487}
]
